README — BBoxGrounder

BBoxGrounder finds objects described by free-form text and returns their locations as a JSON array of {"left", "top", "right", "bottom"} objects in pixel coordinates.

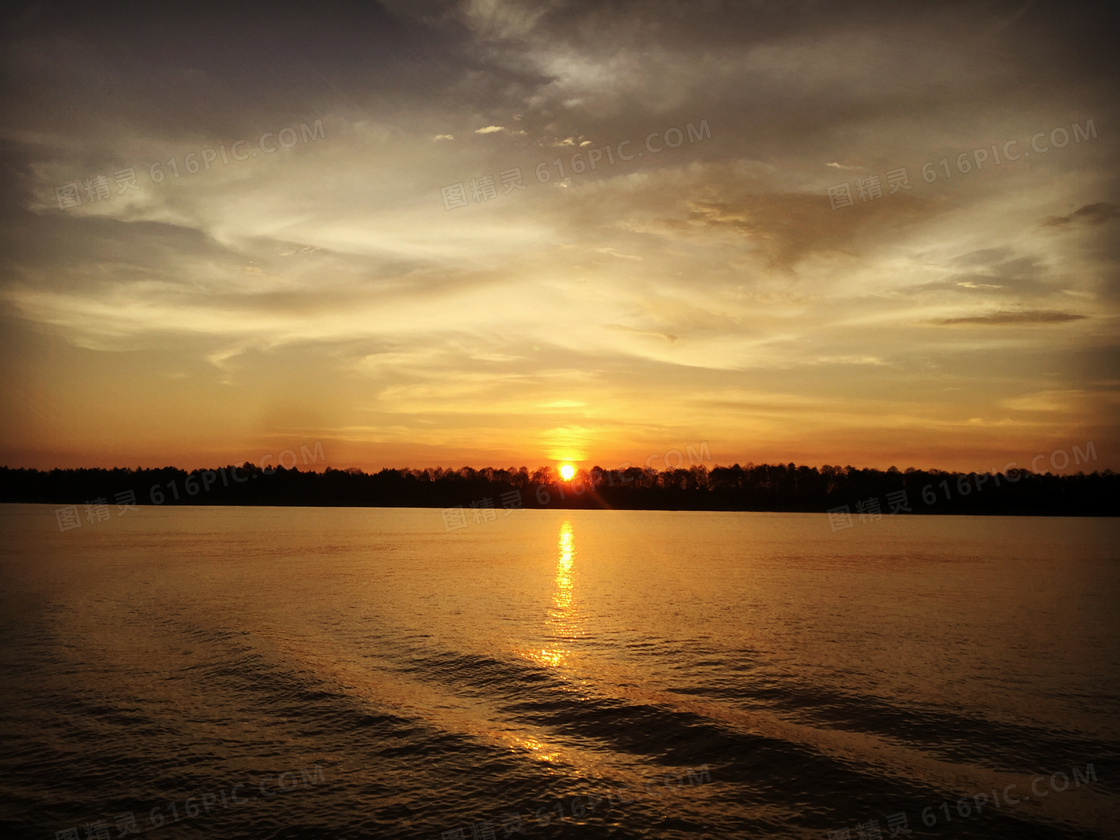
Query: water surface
[{"left": 1, "top": 505, "right": 1117, "bottom": 838}]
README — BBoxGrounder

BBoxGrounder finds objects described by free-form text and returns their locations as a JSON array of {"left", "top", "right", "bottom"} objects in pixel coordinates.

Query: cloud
[
  {"left": 935, "top": 310, "right": 1088, "bottom": 326},
  {"left": 955, "top": 281, "right": 1003, "bottom": 289},
  {"left": 811, "top": 355, "right": 889, "bottom": 366},
  {"left": 1041, "top": 202, "right": 1120, "bottom": 228},
  {"left": 660, "top": 190, "right": 935, "bottom": 270},
  {"left": 1001, "top": 389, "right": 1084, "bottom": 413},
  {"left": 605, "top": 323, "right": 679, "bottom": 344},
  {"left": 2, "top": 0, "right": 1118, "bottom": 471}
]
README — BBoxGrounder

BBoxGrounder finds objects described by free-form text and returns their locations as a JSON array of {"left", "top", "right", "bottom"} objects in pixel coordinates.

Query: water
[{"left": 1, "top": 504, "right": 1117, "bottom": 839}]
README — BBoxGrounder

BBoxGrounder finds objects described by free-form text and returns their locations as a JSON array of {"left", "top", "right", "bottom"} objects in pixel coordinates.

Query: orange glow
[{"left": 1, "top": 8, "right": 1115, "bottom": 478}]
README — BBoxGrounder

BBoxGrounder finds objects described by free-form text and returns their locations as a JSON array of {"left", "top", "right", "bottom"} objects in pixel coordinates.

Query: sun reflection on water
[
  {"left": 523, "top": 519, "right": 583, "bottom": 670},
  {"left": 554, "top": 519, "right": 574, "bottom": 612},
  {"left": 510, "top": 734, "right": 561, "bottom": 763}
]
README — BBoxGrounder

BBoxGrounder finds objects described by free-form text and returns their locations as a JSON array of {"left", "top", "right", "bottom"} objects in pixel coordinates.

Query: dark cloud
[
  {"left": 936, "top": 310, "right": 1088, "bottom": 326},
  {"left": 0, "top": 0, "right": 475, "bottom": 141},
  {"left": 1041, "top": 202, "right": 1120, "bottom": 227},
  {"left": 917, "top": 250, "right": 1062, "bottom": 297},
  {"left": 2, "top": 0, "right": 1116, "bottom": 469},
  {"left": 663, "top": 191, "right": 935, "bottom": 270}
]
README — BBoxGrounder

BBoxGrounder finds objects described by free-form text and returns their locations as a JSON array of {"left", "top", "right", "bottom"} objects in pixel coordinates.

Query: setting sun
[{"left": 559, "top": 464, "right": 576, "bottom": 481}]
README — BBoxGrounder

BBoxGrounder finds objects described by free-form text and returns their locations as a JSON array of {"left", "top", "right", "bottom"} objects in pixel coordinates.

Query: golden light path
[{"left": 529, "top": 519, "right": 580, "bottom": 670}]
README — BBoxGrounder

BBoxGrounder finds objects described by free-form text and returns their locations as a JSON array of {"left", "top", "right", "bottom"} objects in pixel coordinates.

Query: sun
[{"left": 559, "top": 464, "right": 576, "bottom": 481}]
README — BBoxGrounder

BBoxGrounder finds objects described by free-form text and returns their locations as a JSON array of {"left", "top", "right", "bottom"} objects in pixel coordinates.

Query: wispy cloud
[
  {"left": 1041, "top": 202, "right": 1120, "bottom": 228},
  {"left": 0, "top": 0, "right": 1117, "bottom": 471},
  {"left": 935, "top": 311, "right": 1089, "bottom": 326}
]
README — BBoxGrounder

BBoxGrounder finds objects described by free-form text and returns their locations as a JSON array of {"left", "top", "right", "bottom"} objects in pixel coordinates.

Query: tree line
[{"left": 0, "top": 462, "right": 1116, "bottom": 515}]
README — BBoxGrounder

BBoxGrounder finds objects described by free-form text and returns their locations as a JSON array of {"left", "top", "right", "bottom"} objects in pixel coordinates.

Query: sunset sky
[{"left": 1, "top": 0, "right": 1117, "bottom": 473}]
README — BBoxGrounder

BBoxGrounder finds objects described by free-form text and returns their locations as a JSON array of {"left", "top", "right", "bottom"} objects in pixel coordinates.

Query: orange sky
[{"left": 1, "top": 1, "right": 1117, "bottom": 474}]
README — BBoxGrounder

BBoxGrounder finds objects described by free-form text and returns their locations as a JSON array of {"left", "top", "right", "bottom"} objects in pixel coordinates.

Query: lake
[{"left": 1, "top": 505, "right": 1117, "bottom": 839}]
